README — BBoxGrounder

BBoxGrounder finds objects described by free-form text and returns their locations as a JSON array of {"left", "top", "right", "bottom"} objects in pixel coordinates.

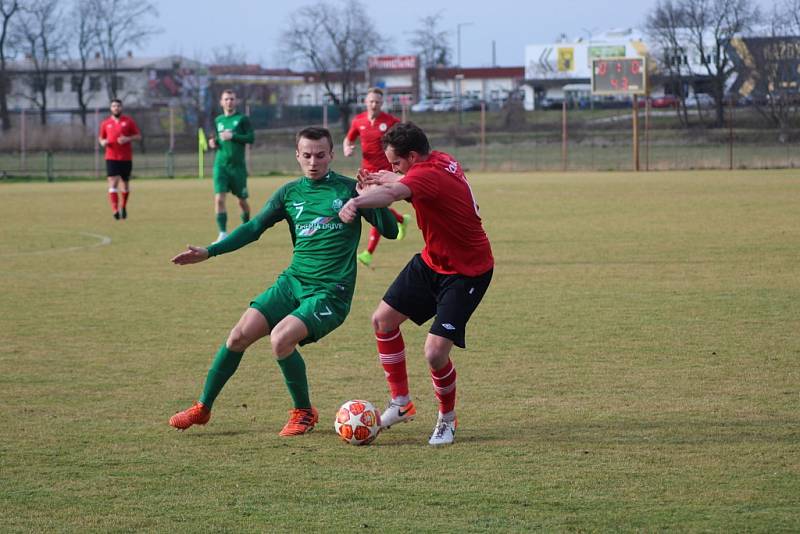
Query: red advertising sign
[{"left": 368, "top": 55, "right": 418, "bottom": 70}]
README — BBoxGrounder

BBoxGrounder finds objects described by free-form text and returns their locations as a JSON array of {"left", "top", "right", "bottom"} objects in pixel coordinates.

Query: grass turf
[{"left": 1, "top": 169, "right": 798, "bottom": 531}]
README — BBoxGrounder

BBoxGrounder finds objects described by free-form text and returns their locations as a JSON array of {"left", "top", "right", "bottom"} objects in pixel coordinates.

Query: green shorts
[
  {"left": 250, "top": 272, "right": 351, "bottom": 345},
  {"left": 213, "top": 164, "right": 249, "bottom": 198}
]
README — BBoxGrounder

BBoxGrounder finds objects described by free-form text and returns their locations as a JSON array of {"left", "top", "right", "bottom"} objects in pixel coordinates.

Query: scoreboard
[{"left": 591, "top": 57, "right": 647, "bottom": 95}]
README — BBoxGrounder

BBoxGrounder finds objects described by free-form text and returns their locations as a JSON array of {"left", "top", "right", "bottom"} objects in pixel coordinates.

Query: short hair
[
  {"left": 220, "top": 89, "right": 236, "bottom": 98},
  {"left": 381, "top": 122, "right": 430, "bottom": 157},
  {"left": 367, "top": 87, "right": 384, "bottom": 97},
  {"left": 296, "top": 126, "right": 333, "bottom": 151},
  {"left": 110, "top": 98, "right": 122, "bottom": 105}
]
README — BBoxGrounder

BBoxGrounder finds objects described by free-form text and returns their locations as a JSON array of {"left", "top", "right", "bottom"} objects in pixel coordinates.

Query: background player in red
[
  {"left": 98, "top": 99, "right": 141, "bottom": 220},
  {"left": 339, "top": 122, "right": 494, "bottom": 446},
  {"left": 343, "top": 87, "right": 409, "bottom": 266}
]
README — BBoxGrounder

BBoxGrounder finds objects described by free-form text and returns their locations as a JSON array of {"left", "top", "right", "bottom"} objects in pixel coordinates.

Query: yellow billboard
[{"left": 558, "top": 48, "right": 574, "bottom": 72}]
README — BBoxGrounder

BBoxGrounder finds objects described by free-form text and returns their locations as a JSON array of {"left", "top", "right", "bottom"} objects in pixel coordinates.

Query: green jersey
[
  {"left": 213, "top": 112, "right": 254, "bottom": 168},
  {"left": 206, "top": 171, "right": 398, "bottom": 301}
]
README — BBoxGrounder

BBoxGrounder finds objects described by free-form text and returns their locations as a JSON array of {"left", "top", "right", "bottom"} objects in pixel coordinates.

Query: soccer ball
[{"left": 334, "top": 399, "right": 381, "bottom": 446}]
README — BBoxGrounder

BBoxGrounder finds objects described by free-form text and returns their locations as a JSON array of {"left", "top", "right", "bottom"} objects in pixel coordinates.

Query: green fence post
[
  {"left": 166, "top": 150, "right": 175, "bottom": 178},
  {"left": 46, "top": 151, "right": 54, "bottom": 182}
]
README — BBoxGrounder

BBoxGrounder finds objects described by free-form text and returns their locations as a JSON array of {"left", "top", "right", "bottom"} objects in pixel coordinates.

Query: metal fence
[{"left": 0, "top": 103, "right": 797, "bottom": 180}]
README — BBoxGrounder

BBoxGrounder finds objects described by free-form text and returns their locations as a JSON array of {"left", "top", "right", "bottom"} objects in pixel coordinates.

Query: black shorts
[
  {"left": 382, "top": 253, "right": 493, "bottom": 349},
  {"left": 106, "top": 160, "right": 133, "bottom": 181}
]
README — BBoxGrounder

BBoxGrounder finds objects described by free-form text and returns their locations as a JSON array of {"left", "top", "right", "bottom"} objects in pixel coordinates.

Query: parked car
[
  {"left": 433, "top": 98, "right": 458, "bottom": 111},
  {"left": 650, "top": 94, "right": 679, "bottom": 108},
  {"left": 538, "top": 97, "right": 564, "bottom": 110},
  {"left": 460, "top": 98, "right": 482, "bottom": 111},
  {"left": 685, "top": 93, "right": 715, "bottom": 108},
  {"left": 410, "top": 98, "right": 439, "bottom": 112}
]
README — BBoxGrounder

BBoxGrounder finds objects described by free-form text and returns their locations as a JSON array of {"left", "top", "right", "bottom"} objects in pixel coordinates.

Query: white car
[
  {"left": 410, "top": 99, "right": 439, "bottom": 112},
  {"left": 685, "top": 93, "right": 715, "bottom": 108},
  {"left": 433, "top": 98, "right": 459, "bottom": 111}
]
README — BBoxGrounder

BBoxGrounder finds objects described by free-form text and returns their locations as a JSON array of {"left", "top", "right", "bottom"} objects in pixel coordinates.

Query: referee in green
[{"left": 209, "top": 89, "right": 254, "bottom": 242}]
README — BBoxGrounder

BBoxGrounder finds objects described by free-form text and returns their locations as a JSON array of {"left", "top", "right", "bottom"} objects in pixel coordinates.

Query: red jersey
[
  {"left": 399, "top": 151, "right": 494, "bottom": 276},
  {"left": 345, "top": 111, "right": 399, "bottom": 172},
  {"left": 99, "top": 114, "right": 140, "bottom": 161}
]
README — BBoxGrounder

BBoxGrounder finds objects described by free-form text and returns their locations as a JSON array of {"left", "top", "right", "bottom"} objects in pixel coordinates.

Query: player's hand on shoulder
[
  {"left": 363, "top": 170, "right": 400, "bottom": 186},
  {"left": 171, "top": 245, "right": 209, "bottom": 265}
]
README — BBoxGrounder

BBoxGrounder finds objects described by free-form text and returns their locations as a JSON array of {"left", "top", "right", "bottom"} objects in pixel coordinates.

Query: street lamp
[{"left": 456, "top": 22, "right": 474, "bottom": 67}]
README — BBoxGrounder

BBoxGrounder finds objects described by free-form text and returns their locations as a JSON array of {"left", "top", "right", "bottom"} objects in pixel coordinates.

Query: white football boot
[
  {"left": 380, "top": 399, "right": 417, "bottom": 429},
  {"left": 428, "top": 416, "right": 457, "bottom": 446}
]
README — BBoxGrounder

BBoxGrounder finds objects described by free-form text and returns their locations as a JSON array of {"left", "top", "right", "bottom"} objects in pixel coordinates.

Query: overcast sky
[{"left": 142, "top": 0, "right": 779, "bottom": 68}]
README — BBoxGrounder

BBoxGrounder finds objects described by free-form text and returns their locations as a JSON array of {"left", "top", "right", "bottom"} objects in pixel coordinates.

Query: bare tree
[
  {"left": 645, "top": 0, "right": 692, "bottom": 126},
  {"left": 88, "top": 0, "right": 160, "bottom": 100},
  {"left": 0, "top": 0, "right": 19, "bottom": 131},
  {"left": 411, "top": 13, "right": 451, "bottom": 68},
  {"left": 681, "top": 0, "right": 761, "bottom": 126},
  {"left": 12, "top": 0, "right": 67, "bottom": 125},
  {"left": 279, "top": 0, "right": 381, "bottom": 131},
  {"left": 410, "top": 12, "right": 452, "bottom": 97},
  {"left": 69, "top": 0, "right": 99, "bottom": 127},
  {"left": 780, "top": 0, "right": 800, "bottom": 33},
  {"left": 741, "top": 4, "right": 800, "bottom": 136},
  {"left": 212, "top": 44, "right": 248, "bottom": 66}
]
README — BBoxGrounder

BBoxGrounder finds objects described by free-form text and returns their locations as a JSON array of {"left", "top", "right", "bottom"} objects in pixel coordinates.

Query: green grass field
[{"left": 1, "top": 170, "right": 799, "bottom": 531}]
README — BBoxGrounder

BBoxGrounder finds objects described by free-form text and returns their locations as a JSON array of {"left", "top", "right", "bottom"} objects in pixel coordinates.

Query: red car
[{"left": 650, "top": 95, "right": 679, "bottom": 108}]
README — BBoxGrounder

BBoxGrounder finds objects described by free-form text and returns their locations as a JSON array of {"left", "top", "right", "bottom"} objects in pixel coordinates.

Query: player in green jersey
[
  {"left": 209, "top": 89, "right": 255, "bottom": 242},
  {"left": 168, "top": 126, "right": 398, "bottom": 436}
]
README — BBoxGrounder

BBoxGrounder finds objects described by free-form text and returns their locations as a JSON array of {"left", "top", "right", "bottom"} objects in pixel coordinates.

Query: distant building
[
  {"left": 426, "top": 66, "right": 525, "bottom": 107},
  {"left": 208, "top": 64, "right": 304, "bottom": 106},
  {"left": 523, "top": 29, "right": 652, "bottom": 109},
  {"left": 367, "top": 55, "right": 420, "bottom": 107},
  {"left": 7, "top": 54, "right": 207, "bottom": 113}
]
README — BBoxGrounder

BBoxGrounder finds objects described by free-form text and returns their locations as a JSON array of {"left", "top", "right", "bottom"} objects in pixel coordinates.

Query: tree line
[
  {"left": 0, "top": 0, "right": 796, "bottom": 135},
  {"left": 645, "top": 0, "right": 800, "bottom": 130},
  {"left": 0, "top": 0, "right": 159, "bottom": 129}
]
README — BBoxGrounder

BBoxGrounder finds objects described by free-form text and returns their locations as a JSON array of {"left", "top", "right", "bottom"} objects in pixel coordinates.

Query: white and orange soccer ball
[{"left": 334, "top": 399, "right": 381, "bottom": 446}]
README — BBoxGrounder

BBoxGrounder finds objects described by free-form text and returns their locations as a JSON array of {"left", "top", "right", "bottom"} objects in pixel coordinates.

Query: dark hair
[
  {"left": 296, "top": 126, "right": 333, "bottom": 151},
  {"left": 367, "top": 87, "right": 384, "bottom": 97},
  {"left": 220, "top": 89, "right": 236, "bottom": 98},
  {"left": 381, "top": 122, "right": 430, "bottom": 157},
  {"left": 110, "top": 98, "right": 122, "bottom": 105}
]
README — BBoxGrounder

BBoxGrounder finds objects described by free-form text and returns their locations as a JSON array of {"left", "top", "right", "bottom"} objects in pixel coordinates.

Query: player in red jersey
[
  {"left": 343, "top": 87, "right": 409, "bottom": 266},
  {"left": 98, "top": 99, "right": 141, "bottom": 220},
  {"left": 339, "top": 122, "right": 494, "bottom": 446}
]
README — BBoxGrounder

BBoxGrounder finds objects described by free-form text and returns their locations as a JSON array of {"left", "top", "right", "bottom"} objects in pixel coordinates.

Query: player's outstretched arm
[
  {"left": 339, "top": 182, "right": 411, "bottom": 224},
  {"left": 343, "top": 138, "right": 355, "bottom": 157},
  {"left": 171, "top": 245, "right": 209, "bottom": 265}
]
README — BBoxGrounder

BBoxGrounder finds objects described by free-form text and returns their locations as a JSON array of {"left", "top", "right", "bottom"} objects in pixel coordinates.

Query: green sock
[
  {"left": 199, "top": 344, "right": 243, "bottom": 409},
  {"left": 216, "top": 212, "right": 228, "bottom": 232},
  {"left": 277, "top": 350, "right": 311, "bottom": 409},
  {"left": 241, "top": 211, "right": 250, "bottom": 224}
]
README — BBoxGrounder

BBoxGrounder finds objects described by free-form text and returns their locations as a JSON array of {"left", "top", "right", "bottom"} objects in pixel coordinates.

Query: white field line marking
[{"left": 0, "top": 232, "right": 112, "bottom": 257}]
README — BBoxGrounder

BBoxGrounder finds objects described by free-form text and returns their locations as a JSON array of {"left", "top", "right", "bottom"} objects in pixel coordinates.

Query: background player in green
[
  {"left": 168, "top": 126, "right": 398, "bottom": 436},
  {"left": 209, "top": 89, "right": 254, "bottom": 242}
]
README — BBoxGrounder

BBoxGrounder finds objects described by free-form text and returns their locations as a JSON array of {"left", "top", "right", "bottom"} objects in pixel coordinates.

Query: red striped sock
[
  {"left": 431, "top": 359, "right": 457, "bottom": 415},
  {"left": 367, "top": 226, "right": 381, "bottom": 253},
  {"left": 121, "top": 191, "right": 129, "bottom": 208},
  {"left": 108, "top": 189, "right": 119, "bottom": 212},
  {"left": 376, "top": 328, "right": 408, "bottom": 399}
]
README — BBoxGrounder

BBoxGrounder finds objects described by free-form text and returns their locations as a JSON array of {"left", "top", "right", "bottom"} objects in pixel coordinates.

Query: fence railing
[{"left": 0, "top": 104, "right": 797, "bottom": 179}]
